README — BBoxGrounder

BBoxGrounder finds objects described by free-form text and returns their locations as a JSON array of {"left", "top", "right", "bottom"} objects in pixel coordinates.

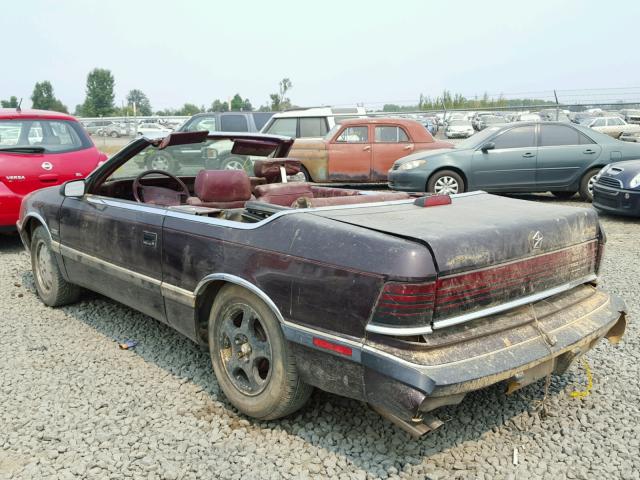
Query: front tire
[
  {"left": 208, "top": 285, "right": 313, "bottom": 420},
  {"left": 579, "top": 168, "right": 600, "bottom": 202},
  {"left": 31, "top": 226, "right": 81, "bottom": 307},
  {"left": 146, "top": 152, "right": 177, "bottom": 172},
  {"left": 427, "top": 170, "right": 466, "bottom": 195}
]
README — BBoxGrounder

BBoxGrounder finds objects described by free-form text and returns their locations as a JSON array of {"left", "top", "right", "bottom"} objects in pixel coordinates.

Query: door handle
[
  {"left": 522, "top": 152, "right": 535, "bottom": 158},
  {"left": 403, "top": 145, "right": 413, "bottom": 150},
  {"left": 363, "top": 145, "right": 371, "bottom": 151},
  {"left": 142, "top": 231, "right": 157, "bottom": 247},
  {"left": 583, "top": 149, "right": 596, "bottom": 154},
  {"left": 38, "top": 174, "right": 59, "bottom": 182}
]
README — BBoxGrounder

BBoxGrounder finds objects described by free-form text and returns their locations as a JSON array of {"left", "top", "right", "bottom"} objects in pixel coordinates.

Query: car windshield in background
[
  {"left": 449, "top": 120, "right": 470, "bottom": 126},
  {"left": 183, "top": 116, "right": 217, "bottom": 132},
  {"left": 455, "top": 126, "right": 501, "bottom": 149},
  {"left": 0, "top": 119, "right": 91, "bottom": 153},
  {"left": 107, "top": 137, "right": 275, "bottom": 181}
]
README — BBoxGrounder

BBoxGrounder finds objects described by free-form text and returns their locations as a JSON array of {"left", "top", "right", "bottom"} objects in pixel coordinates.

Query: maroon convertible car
[{"left": 18, "top": 132, "right": 626, "bottom": 437}]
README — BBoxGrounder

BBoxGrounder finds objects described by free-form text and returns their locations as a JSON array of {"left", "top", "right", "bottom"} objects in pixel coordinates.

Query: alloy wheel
[
  {"left": 150, "top": 154, "right": 170, "bottom": 171},
  {"left": 218, "top": 304, "right": 272, "bottom": 396},
  {"left": 434, "top": 176, "right": 459, "bottom": 194},
  {"left": 224, "top": 158, "right": 245, "bottom": 170}
]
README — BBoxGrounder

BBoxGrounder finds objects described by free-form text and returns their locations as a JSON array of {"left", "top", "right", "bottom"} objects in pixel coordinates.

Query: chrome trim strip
[
  {"left": 433, "top": 274, "right": 597, "bottom": 330},
  {"left": 367, "top": 323, "right": 433, "bottom": 336},
  {"left": 50, "top": 240, "right": 61, "bottom": 254},
  {"left": 59, "top": 244, "right": 162, "bottom": 290},
  {"left": 366, "top": 274, "right": 597, "bottom": 336},
  {"left": 194, "top": 273, "right": 286, "bottom": 322},
  {"left": 160, "top": 282, "right": 195, "bottom": 307}
]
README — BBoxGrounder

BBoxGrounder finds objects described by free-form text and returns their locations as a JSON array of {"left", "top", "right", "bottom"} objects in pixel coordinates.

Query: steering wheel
[{"left": 132, "top": 169, "right": 190, "bottom": 205}]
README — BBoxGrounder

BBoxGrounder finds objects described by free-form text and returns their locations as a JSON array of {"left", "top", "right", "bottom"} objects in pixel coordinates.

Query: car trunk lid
[{"left": 312, "top": 192, "right": 600, "bottom": 330}]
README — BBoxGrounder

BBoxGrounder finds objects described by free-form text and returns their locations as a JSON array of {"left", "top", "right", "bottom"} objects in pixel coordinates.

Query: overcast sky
[{"left": 2, "top": 0, "right": 639, "bottom": 111}]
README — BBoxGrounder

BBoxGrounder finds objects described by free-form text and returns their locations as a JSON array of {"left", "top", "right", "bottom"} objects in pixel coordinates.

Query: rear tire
[
  {"left": 551, "top": 191, "right": 577, "bottom": 199},
  {"left": 31, "top": 226, "right": 81, "bottom": 307},
  {"left": 300, "top": 165, "right": 312, "bottom": 182},
  {"left": 427, "top": 170, "right": 466, "bottom": 195},
  {"left": 579, "top": 168, "right": 600, "bottom": 202},
  {"left": 208, "top": 285, "right": 313, "bottom": 420}
]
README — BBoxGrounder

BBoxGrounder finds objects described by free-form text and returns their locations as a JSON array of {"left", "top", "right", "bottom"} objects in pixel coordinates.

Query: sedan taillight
[{"left": 370, "top": 281, "right": 435, "bottom": 330}]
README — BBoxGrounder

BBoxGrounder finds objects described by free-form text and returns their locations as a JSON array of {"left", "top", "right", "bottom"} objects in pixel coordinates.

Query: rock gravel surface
[{"left": 1, "top": 197, "right": 638, "bottom": 480}]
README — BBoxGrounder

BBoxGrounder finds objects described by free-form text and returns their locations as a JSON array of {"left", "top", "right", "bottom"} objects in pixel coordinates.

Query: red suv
[{"left": 0, "top": 109, "right": 107, "bottom": 230}]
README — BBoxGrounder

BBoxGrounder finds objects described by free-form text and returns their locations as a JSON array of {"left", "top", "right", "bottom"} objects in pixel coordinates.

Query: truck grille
[{"left": 597, "top": 177, "right": 623, "bottom": 189}]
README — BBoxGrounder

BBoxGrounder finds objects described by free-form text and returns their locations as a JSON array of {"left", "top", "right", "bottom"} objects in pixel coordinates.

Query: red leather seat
[
  {"left": 253, "top": 159, "right": 301, "bottom": 183},
  {"left": 187, "top": 170, "right": 252, "bottom": 209},
  {"left": 254, "top": 182, "right": 314, "bottom": 206}
]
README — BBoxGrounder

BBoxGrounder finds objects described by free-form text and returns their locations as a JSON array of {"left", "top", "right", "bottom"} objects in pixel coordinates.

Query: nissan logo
[{"left": 41, "top": 162, "right": 53, "bottom": 171}]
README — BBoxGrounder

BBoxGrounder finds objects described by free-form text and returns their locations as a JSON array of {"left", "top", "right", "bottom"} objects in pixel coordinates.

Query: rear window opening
[{"left": 0, "top": 119, "right": 92, "bottom": 154}]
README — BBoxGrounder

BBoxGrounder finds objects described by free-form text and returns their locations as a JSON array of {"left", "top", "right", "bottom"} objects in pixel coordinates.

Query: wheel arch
[
  {"left": 193, "top": 273, "right": 285, "bottom": 344},
  {"left": 21, "top": 213, "right": 51, "bottom": 249},
  {"left": 426, "top": 166, "right": 469, "bottom": 192}
]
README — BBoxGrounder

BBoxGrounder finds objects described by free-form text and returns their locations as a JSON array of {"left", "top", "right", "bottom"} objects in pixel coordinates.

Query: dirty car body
[{"left": 18, "top": 132, "right": 626, "bottom": 436}]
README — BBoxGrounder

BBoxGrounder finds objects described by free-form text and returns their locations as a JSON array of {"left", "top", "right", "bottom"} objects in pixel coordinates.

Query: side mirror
[
  {"left": 481, "top": 142, "right": 495, "bottom": 152},
  {"left": 63, "top": 179, "right": 86, "bottom": 197}
]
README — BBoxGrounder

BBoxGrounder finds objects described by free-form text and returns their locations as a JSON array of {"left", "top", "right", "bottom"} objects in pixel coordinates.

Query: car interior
[{"left": 95, "top": 157, "right": 411, "bottom": 223}]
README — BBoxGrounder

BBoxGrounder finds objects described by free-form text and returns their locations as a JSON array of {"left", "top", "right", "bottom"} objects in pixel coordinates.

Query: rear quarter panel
[
  {"left": 162, "top": 212, "right": 435, "bottom": 338},
  {"left": 288, "top": 139, "right": 329, "bottom": 181}
]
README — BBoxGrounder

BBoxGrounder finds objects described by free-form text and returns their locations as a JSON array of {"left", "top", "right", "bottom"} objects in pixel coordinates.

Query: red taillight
[
  {"left": 414, "top": 195, "right": 452, "bottom": 207},
  {"left": 370, "top": 281, "right": 435, "bottom": 329},
  {"left": 312, "top": 337, "right": 352, "bottom": 357}
]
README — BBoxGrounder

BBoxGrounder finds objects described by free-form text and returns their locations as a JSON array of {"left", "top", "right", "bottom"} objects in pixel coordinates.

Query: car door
[
  {"left": 536, "top": 124, "right": 602, "bottom": 188},
  {"left": 59, "top": 195, "right": 167, "bottom": 322},
  {"left": 471, "top": 125, "right": 537, "bottom": 190},
  {"left": 327, "top": 125, "right": 372, "bottom": 181},
  {"left": 371, "top": 125, "right": 414, "bottom": 181}
]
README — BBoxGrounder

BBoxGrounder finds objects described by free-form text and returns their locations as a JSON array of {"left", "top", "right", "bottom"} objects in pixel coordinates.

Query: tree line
[
  {"left": 1, "top": 69, "right": 295, "bottom": 117},
  {"left": 380, "top": 90, "right": 555, "bottom": 112}
]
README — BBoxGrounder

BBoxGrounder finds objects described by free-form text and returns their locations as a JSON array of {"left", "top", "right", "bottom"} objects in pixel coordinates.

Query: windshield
[
  {"left": 455, "top": 126, "right": 501, "bottom": 149},
  {"left": 106, "top": 138, "right": 273, "bottom": 181},
  {"left": 324, "top": 124, "right": 341, "bottom": 140},
  {"left": 0, "top": 119, "right": 92, "bottom": 153}
]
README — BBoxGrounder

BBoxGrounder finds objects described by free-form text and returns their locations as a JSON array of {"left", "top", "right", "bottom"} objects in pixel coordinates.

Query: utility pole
[{"left": 554, "top": 90, "right": 560, "bottom": 121}]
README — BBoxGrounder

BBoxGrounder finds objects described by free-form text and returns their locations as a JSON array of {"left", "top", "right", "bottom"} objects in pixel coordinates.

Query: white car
[
  {"left": 261, "top": 106, "right": 366, "bottom": 139},
  {"left": 137, "top": 122, "right": 173, "bottom": 139},
  {"left": 516, "top": 113, "right": 541, "bottom": 122},
  {"left": 445, "top": 120, "right": 475, "bottom": 138}
]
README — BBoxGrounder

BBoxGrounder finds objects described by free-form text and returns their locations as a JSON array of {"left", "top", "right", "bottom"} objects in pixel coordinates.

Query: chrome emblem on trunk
[
  {"left": 41, "top": 162, "right": 53, "bottom": 171},
  {"left": 530, "top": 231, "right": 543, "bottom": 249}
]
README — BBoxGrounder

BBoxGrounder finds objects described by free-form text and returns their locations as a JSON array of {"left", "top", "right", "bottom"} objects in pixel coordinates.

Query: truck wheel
[
  {"left": 222, "top": 156, "right": 247, "bottom": 171},
  {"left": 579, "top": 168, "right": 600, "bottom": 202},
  {"left": 110, "top": 131, "right": 119, "bottom": 138},
  {"left": 208, "top": 285, "right": 313, "bottom": 420},
  {"left": 551, "top": 191, "right": 577, "bottom": 199},
  {"left": 427, "top": 170, "right": 465, "bottom": 195},
  {"left": 146, "top": 152, "right": 176, "bottom": 172},
  {"left": 31, "top": 226, "right": 81, "bottom": 307}
]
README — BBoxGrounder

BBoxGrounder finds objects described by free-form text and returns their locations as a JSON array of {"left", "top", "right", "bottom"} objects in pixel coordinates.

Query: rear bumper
[
  {"left": 362, "top": 285, "right": 626, "bottom": 421},
  {"left": 593, "top": 184, "right": 640, "bottom": 217}
]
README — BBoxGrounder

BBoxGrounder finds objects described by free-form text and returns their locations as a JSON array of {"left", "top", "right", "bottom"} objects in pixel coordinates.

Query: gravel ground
[{"left": 1, "top": 198, "right": 639, "bottom": 480}]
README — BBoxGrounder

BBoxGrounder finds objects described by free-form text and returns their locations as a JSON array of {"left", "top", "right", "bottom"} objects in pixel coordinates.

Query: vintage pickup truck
[
  {"left": 288, "top": 118, "right": 452, "bottom": 183},
  {"left": 18, "top": 132, "right": 626, "bottom": 437}
]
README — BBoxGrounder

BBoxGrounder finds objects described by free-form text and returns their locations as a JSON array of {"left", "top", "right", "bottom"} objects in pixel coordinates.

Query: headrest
[
  {"left": 253, "top": 158, "right": 301, "bottom": 182},
  {"left": 194, "top": 170, "right": 251, "bottom": 203}
]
